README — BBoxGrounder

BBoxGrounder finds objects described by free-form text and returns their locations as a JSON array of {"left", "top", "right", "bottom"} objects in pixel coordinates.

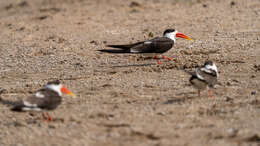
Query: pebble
[
  {"left": 227, "top": 128, "right": 238, "bottom": 137},
  {"left": 251, "top": 91, "right": 257, "bottom": 95}
]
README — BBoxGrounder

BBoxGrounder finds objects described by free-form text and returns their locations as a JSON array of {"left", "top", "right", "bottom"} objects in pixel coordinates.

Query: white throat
[
  {"left": 164, "top": 31, "right": 177, "bottom": 42},
  {"left": 46, "top": 84, "right": 63, "bottom": 96}
]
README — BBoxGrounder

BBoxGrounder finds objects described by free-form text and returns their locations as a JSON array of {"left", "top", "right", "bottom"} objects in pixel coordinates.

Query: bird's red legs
[
  {"left": 162, "top": 55, "right": 173, "bottom": 61},
  {"left": 208, "top": 89, "right": 214, "bottom": 98},
  {"left": 46, "top": 112, "right": 53, "bottom": 121},
  {"left": 154, "top": 56, "right": 163, "bottom": 64},
  {"left": 42, "top": 112, "right": 53, "bottom": 122},
  {"left": 154, "top": 56, "right": 159, "bottom": 59},
  {"left": 198, "top": 90, "right": 201, "bottom": 97},
  {"left": 42, "top": 113, "right": 48, "bottom": 122}
]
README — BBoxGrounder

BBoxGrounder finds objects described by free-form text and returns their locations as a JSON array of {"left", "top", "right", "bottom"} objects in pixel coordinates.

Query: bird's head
[
  {"left": 46, "top": 80, "right": 76, "bottom": 98},
  {"left": 203, "top": 61, "right": 219, "bottom": 77},
  {"left": 163, "top": 29, "right": 193, "bottom": 42}
]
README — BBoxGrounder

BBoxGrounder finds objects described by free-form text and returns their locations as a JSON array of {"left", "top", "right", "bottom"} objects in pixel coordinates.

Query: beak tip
[{"left": 70, "top": 93, "right": 76, "bottom": 98}]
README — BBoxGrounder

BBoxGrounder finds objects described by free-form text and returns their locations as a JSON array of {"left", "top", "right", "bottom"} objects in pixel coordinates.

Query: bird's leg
[
  {"left": 154, "top": 56, "right": 163, "bottom": 64},
  {"left": 42, "top": 113, "right": 48, "bottom": 122},
  {"left": 154, "top": 55, "right": 159, "bottom": 59},
  {"left": 162, "top": 55, "right": 173, "bottom": 61},
  {"left": 46, "top": 112, "right": 53, "bottom": 121},
  {"left": 198, "top": 90, "right": 201, "bottom": 97},
  {"left": 208, "top": 89, "right": 214, "bottom": 98},
  {"left": 157, "top": 60, "right": 163, "bottom": 64}
]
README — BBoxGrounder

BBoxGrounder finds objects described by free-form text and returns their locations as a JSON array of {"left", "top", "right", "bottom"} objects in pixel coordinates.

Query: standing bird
[
  {"left": 11, "top": 80, "right": 76, "bottom": 121},
  {"left": 186, "top": 61, "right": 219, "bottom": 98},
  {"left": 101, "top": 29, "right": 193, "bottom": 64}
]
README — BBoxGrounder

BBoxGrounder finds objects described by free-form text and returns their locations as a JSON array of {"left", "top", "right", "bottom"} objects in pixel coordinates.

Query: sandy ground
[{"left": 0, "top": 0, "right": 260, "bottom": 145}]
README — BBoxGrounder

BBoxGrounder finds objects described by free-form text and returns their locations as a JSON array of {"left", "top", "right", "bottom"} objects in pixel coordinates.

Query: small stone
[
  {"left": 90, "top": 40, "right": 98, "bottom": 45},
  {"left": 148, "top": 32, "right": 154, "bottom": 38},
  {"left": 37, "top": 15, "right": 48, "bottom": 20},
  {"left": 230, "top": 1, "right": 236, "bottom": 6},
  {"left": 226, "top": 82, "right": 231, "bottom": 86},
  {"left": 18, "top": 1, "right": 28, "bottom": 7},
  {"left": 227, "top": 128, "right": 238, "bottom": 137},
  {"left": 157, "top": 112, "right": 166, "bottom": 116},
  {"left": 5, "top": 4, "right": 13, "bottom": 10},
  {"left": 48, "top": 125, "right": 56, "bottom": 129},
  {"left": 130, "top": 8, "right": 139, "bottom": 13},
  {"left": 225, "top": 96, "right": 233, "bottom": 102},
  {"left": 251, "top": 91, "right": 257, "bottom": 95},
  {"left": 129, "top": 1, "right": 141, "bottom": 7},
  {"left": 245, "top": 134, "right": 260, "bottom": 142}
]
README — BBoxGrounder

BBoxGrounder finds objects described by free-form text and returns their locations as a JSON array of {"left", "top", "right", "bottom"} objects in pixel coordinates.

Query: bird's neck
[
  {"left": 164, "top": 33, "right": 176, "bottom": 42},
  {"left": 46, "top": 84, "right": 62, "bottom": 96}
]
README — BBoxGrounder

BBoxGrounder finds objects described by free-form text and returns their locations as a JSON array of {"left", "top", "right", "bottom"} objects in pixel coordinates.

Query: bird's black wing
[
  {"left": 12, "top": 88, "right": 62, "bottom": 111},
  {"left": 130, "top": 37, "right": 174, "bottom": 53},
  {"left": 197, "top": 67, "right": 218, "bottom": 87}
]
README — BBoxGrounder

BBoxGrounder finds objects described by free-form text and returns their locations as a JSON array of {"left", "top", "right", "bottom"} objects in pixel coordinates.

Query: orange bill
[
  {"left": 176, "top": 32, "right": 194, "bottom": 42},
  {"left": 61, "top": 86, "right": 76, "bottom": 98}
]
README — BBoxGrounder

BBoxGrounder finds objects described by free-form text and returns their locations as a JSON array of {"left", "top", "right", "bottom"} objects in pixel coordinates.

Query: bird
[
  {"left": 11, "top": 80, "right": 76, "bottom": 121},
  {"left": 100, "top": 29, "right": 193, "bottom": 64},
  {"left": 186, "top": 61, "right": 219, "bottom": 98}
]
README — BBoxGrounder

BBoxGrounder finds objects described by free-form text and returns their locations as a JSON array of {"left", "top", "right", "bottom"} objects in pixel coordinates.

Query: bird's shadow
[
  {"left": 163, "top": 92, "right": 196, "bottom": 105},
  {"left": 112, "top": 63, "right": 155, "bottom": 68}
]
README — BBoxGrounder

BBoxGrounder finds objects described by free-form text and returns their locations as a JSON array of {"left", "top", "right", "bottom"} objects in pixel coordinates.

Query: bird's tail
[
  {"left": 97, "top": 44, "right": 133, "bottom": 53},
  {"left": 107, "top": 41, "right": 144, "bottom": 49},
  {"left": 106, "top": 44, "right": 135, "bottom": 50},
  {"left": 99, "top": 42, "right": 143, "bottom": 53}
]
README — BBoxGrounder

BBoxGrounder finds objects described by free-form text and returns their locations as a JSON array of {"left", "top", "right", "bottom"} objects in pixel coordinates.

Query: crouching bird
[
  {"left": 101, "top": 29, "right": 193, "bottom": 64},
  {"left": 186, "top": 61, "right": 219, "bottom": 98},
  {"left": 11, "top": 80, "right": 76, "bottom": 121}
]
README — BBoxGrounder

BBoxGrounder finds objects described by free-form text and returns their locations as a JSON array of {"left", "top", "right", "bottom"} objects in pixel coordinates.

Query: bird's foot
[
  {"left": 154, "top": 56, "right": 160, "bottom": 59},
  {"left": 46, "top": 112, "right": 53, "bottom": 121},
  {"left": 208, "top": 90, "right": 214, "bottom": 98},
  {"left": 167, "top": 57, "right": 173, "bottom": 61},
  {"left": 42, "top": 112, "right": 53, "bottom": 122},
  {"left": 42, "top": 113, "right": 48, "bottom": 122},
  {"left": 162, "top": 55, "right": 173, "bottom": 61},
  {"left": 157, "top": 60, "right": 163, "bottom": 64},
  {"left": 198, "top": 90, "right": 201, "bottom": 97}
]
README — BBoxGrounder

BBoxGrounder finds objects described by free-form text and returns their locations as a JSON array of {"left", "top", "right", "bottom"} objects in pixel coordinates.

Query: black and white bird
[
  {"left": 101, "top": 29, "right": 193, "bottom": 64},
  {"left": 11, "top": 80, "right": 76, "bottom": 121},
  {"left": 186, "top": 61, "right": 219, "bottom": 98}
]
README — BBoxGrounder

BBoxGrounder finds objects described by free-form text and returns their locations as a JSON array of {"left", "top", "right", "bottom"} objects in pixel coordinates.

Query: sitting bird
[{"left": 11, "top": 80, "right": 76, "bottom": 121}]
